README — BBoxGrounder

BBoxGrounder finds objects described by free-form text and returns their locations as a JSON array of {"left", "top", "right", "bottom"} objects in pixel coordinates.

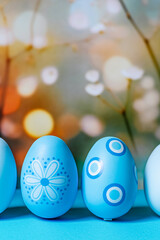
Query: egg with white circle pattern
[
  {"left": 21, "top": 135, "right": 78, "bottom": 218},
  {"left": 82, "top": 136, "right": 138, "bottom": 220}
]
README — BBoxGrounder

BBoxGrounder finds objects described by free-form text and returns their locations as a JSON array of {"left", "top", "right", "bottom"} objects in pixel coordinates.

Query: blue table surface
[{"left": 0, "top": 190, "right": 159, "bottom": 240}]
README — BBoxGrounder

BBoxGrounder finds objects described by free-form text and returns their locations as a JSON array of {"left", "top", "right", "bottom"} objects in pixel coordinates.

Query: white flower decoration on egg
[
  {"left": 85, "top": 83, "right": 104, "bottom": 96},
  {"left": 25, "top": 160, "right": 67, "bottom": 201},
  {"left": 41, "top": 66, "right": 59, "bottom": 85},
  {"left": 122, "top": 66, "right": 144, "bottom": 80},
  {"left": 85, "top": 70, "right": 100, "bottom": 83}
]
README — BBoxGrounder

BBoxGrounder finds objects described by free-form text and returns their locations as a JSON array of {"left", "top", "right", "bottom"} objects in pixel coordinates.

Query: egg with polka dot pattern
[
  {"left": 21, "top": 135, "right": 78, "bottom": 218},
  {"left": 0, "top": 138, "right": 17, "bottom": 214},
  {"left": 82, "top": 137, "right": 138, "bottom": 220}
]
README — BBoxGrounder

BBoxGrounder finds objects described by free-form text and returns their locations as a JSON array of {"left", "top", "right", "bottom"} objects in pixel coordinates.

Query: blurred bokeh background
[{"left": 0, "top": 0, "right": 160, "bottom": 189}]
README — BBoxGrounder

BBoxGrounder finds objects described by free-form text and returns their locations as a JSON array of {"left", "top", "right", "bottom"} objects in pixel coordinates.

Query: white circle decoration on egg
[
  {"left": 103, "top": 183, "right": 125, "bottom": 206},
  {"left": 82, "top": 136, "right": 138, "bottom": 220},
  {"left": 106, "top": 138, "right": 126, "bottom": 156},
  {"left": 87, "top": 157, "right": 103, "bottom": 179}
]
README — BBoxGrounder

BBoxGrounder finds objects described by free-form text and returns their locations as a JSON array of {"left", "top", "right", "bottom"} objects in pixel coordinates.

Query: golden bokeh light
[{"left": 23, "top": 109, "right": 54, "bottom": 138}]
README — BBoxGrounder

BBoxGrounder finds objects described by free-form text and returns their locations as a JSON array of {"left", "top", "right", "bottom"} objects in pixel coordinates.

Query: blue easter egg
[
  {"left": 21, "top": 135, "right": 78, "bottom": 218},
  {"left": 144, "top": 145, "right": 160, "bottom": 215},
  {"left": 0, "top": 138, "right": 17, "bottom": 213},
  {"left": 82, "top": 137, "right": 138, "bottom": 220}
]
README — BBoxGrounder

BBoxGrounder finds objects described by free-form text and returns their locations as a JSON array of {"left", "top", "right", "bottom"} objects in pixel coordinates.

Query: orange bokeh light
[{"left": 0, "top": 86, "right": 21, "bottom": 115}]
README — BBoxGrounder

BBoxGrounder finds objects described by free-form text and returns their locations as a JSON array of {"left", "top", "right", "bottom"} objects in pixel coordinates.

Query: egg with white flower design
[
  {"left": 21, "top": 135, "right": 78, "bottom": 218},
  {"left": 82, "top": 136, "right": 137, "bottom": 220}
]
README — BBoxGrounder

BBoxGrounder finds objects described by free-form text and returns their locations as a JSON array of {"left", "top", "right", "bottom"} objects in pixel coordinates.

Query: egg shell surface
[
  {"left": 82, "top": 137, "right": 138, "bottom": 219},
  {"left": 144, "top": 145, "right": 160, "bottom": 216},
  {"left": 0, "top": 138, "right": 17, "bottom": 213},
  {"left": 21, "top": 135, "right": 78, "bottom": 218}
]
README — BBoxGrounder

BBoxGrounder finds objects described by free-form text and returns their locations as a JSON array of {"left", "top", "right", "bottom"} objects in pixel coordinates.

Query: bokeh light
[
  {"left": 23, "top": 109, "right": 54, "bottom": 138},
  {"left": 140, "top": 75, "right": 155, "bottom": 89},
  {"left": 56, "top": 113, "right": 80, "bottom": 140},
  {"left": 133, "top": 98, "right": 146, "bottom": 112},
  {"left": 103, "top": 56, "right": 132, "bottom": 92},
  {"left": 85, "top": 69, "right": 100, "bottom": 83},
  {"left": 105, "top": 0, "right": 121, "bottom": 14},
  {"left": 13, "top": 11, "right": 47, "bottom": 44},
  {"left": 122, "top": 66, "right": 144, "bottom": 80},
  {"left": 32, "top": 35, "right": 47, "bottom": 49},
  {"left": 17, "top": 76, "right": 38, "bottom": 97},
  {"left": 133, "top": 89, "right": 159, "bottom": 116},
  {"left": 139, "top": 107, "right": 159, "bottom": 123},
  {"left": 80, "top": 115, "right": 104, "bottom": 137},
  {"left": 69, "top": 0, "right": 99, "bottom": 30},
  {"left": 41, "top": 66, "right": 59, "bottom": 85},
  {"left": 0, "top": 87, "right": 21, "bottom": 115},
  {"left": 85, "top": 83, "right": 104, "bottom": 96},
  {"left": 143, "top": 90, "right": 160, "bottom": 107},
  {"left": 90, "top": 23, "right": 106, "bottom": 34},
  {"left": 69, "top": 11, "right": 89, "bottom": 30},
  {"left": 1, "top": 117, "right": 22, "bottom": 139},
  {"left": 0, "top": 28, "right": 14, "bottom": 46}
]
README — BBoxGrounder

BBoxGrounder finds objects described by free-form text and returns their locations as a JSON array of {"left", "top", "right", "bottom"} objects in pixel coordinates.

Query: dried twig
[
  {"left": 97, "top": 90, "right": 137, "bottom": 152},
  {"left": 105, "top": 87, "right": 125, "bottom": 109},
  {"left": 0, "top": 0, "right": 42, "bottom": 136},
  {"left": 30, "top": 0, "right": 42, "bottom": 43},
  {"left": 0, "top": 7, "right": 10, "bottom": 136},
  {"left": 119, "top": 0, "right": 160, "bottom": 82},
  {"left": 97, "top": 95, "right": 121, "bottom": 113},
  {"left": 10, "top": 0, "right": 42, "bottom": 61}
]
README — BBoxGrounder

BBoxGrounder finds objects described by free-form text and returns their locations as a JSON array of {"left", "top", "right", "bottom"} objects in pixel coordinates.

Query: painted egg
[
  {"left": 0, "top": 138, "right": 17, "bottom": 213},
  {"left": 82, "top": 136, "right": 138, "bottom": 220},
  {"left": 21, "top": 135, "right": 78, "bottom": 218},
  {"left": 144, "top": 145, "right": 160, "bottom": 215}
]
